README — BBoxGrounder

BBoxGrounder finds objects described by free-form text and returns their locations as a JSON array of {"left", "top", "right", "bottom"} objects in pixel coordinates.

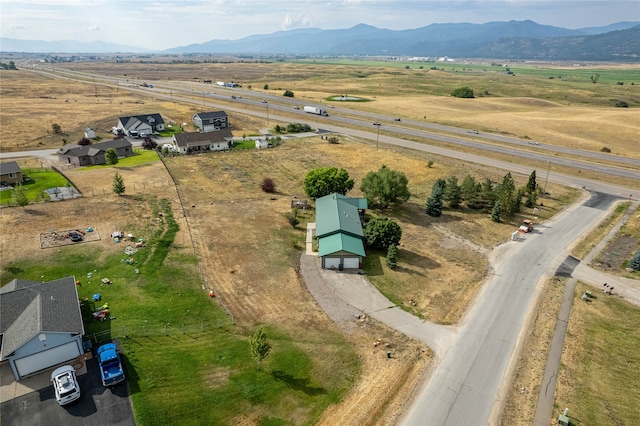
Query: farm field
[{"left": 1, "top": 58, "right": 638, "bottom": 424}]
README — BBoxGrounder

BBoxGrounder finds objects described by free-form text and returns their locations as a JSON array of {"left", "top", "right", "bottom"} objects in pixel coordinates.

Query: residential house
[
  {"left": 192, "top": 111, "right": 229, "bottom": 132},
  {"left": 57, "top": 139, "right": 133, "bottom": 166},
  {"left": 116, "top": 113, "right": 165, "bottom": 137},
  {"left": 315, "top": 193, "right": 368, "bottom": 270},
  {"left": 172, "top": 128, "right": 233, "bottom": 154},
  {"left": 0, "top": 161, "right": 23, "bottom": 186},
  {"left": 0, "top": 277, "right": 85, "bottom": 380}
]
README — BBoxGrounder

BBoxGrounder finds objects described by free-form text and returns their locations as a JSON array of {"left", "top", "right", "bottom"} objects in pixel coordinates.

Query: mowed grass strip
[{"left": 554, "top": 282, "right": 640, "bottom": 425}]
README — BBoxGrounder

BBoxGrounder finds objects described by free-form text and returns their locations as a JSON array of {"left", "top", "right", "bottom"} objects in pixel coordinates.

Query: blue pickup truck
[{"left": 97, "top": 343, "right": 125, "bottom": 386}]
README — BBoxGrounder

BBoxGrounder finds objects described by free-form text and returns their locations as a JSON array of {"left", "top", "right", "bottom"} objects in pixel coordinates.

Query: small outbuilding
[
  {"left": 255, "top": 138, "right": 269, "bottom": 149},
  {"left": 84, "top": 128, "right": 96, "bottom": 139}
]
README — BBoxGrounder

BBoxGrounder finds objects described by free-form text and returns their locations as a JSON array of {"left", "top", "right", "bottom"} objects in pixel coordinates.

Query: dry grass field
[{"left": 1, "top": 60, "right": 636, "bottom": 424}]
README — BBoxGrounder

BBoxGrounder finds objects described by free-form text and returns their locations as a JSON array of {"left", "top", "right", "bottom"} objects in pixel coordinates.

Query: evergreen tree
[
  {"left": 386, "top": 245, "right": 398, "bottom": 269},
  {"left": 112, "top": 172, "right": 126, "bottom": 196},
  {"left": 426, "top": 178, "right": 446, "bottom": 217},
  {"left": 460, "top": 175, "right": 477, "bottom": 201},
  {"left": 444, "top": 175, "right": 462, "bottom": 208},
  {"left": 491, "top": 201, "right": 502, "bottom": 223},
  {"left": 526, "top": 170, "right": 537, "bottom": 194},
  {"left": 629, "top": 248, "right": 640, "bottom": 271},
  {"left": 249, "top": 328, "right": 271, "bottom": 371},
  {"left": 496, "top": 172, "right": 517, "bottom": 218}
]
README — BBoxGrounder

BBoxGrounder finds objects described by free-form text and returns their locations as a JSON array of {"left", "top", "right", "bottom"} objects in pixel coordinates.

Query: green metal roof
[
  {"left": 318, "top": 232, "right": 366, "bottom": 257},
  {"left": 315, "top": 193, "right": 367, "bottom": 258},
  {"left": 315, "top": 193, "right": 365, "bottom": 238}
]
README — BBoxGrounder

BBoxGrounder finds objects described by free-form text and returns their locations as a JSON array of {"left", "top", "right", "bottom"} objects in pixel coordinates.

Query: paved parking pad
[{"left": 1, "top": 357, "right": 135, "bottom": 426}]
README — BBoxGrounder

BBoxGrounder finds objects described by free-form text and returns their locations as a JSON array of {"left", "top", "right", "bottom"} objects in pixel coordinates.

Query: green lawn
[
  {"left": 0, "top": 168, "right": 70, "bottom": 205},
  {"left": 79, "top": 149, "right": 160, "bottom": 170},
  {"left": 0, "top": 195, "right": 358, "bottom": 426}
]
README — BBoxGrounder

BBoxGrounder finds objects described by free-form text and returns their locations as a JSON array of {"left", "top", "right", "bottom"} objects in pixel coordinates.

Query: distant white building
[{"left": 84, "top": 128, "right": 96, "bottom": 139}]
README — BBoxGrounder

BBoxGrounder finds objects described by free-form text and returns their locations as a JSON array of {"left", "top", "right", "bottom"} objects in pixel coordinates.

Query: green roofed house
[{"left": 315, "top": 193, "right": 367, "bottom": 270}]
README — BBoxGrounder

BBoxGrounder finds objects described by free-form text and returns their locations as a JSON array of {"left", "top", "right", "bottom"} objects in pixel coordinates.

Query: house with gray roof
[
  {"left": 57, "top": 139, "right": 133, "bottom": 166},
  {"left": 0, "top": 277, "right": 85, "bottom": 380},
  {"left": 116, "top": 113, "right": 165, "bottom": 137},
  {"left": 315, "top": 193, "right": 367, "bottom": 270},
  {"left": 0, "top": 161, "right": 23, "bottom": 186},
  {"left": 172, "top": 128, "right": 233, "bottom": 155},
  {"left": 192, "top": 111, "right": 229, "bottom": 132}
]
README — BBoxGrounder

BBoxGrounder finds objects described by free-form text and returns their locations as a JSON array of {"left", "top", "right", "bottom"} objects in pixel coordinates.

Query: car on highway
[
  {"left": 394, "top": 118, "right": 401, "bottom": 121},
  {"left": 50, "top": 365, "right": 81, "bottom": 406},
  {"left": 261, "top": 100, "right": 267, "bottom": 103},
  {"left": 231, "top": 95, "right": 236, "bottom": 99},
  {"left": 468, "top": 130, "right": 480, "bottom": 134},
  {"left": 294, "top": 106, "right": 300, "bottom": 110}
]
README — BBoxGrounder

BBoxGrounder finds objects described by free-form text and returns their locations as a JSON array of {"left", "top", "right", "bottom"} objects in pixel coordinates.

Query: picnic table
[{"left": 101, "top": 278, "right": 112, "bottom": 285}]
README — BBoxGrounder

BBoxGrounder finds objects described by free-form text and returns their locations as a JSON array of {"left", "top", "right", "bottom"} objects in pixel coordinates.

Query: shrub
[
  {"left": 283, "top": 90, "right": 294, "bottom": 98},
  {"left": 141, "top": 137, "right": 157, "bottom": 150},
  {"left": 386, "top": 245, "right": 398, "bottom": 269},
  {"left": 261, "top": 177, "right": 276, "bottom": 193},
  {"left": 327, "top": 136, "right": 339, "bottom": 144},
  {"left": 451, "top": 87, "right": 474, "bottom": 98},
  {"left": 77, "top": 137, "right": 91, "bottom": 146},
  {"left": 600, "top": 146, "right": 611, "bottom": 153}
]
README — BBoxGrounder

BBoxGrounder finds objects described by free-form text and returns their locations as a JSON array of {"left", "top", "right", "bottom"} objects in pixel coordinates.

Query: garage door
[
  {"left": 324, "top": 257, "right": 341, "bottom": 269},
  {"left": 203, "top": 125, "right": 218, "bottom": 132},
  {"left": 14, "top": 341, "right": 81, "bottom": 379},
  {"left": 343, "top": 258, "right": 360, "bottom": 269}
]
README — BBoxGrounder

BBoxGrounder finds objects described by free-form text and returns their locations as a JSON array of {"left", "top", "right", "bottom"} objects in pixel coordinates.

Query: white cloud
[
  {"left": 88, "top": 25, "right": 100, "bottom": 32},
  {"left": 281, "top": 12, "right": 311, "bottom": 31}
]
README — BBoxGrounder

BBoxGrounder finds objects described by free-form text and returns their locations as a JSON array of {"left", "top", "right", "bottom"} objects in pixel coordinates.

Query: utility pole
[
  {"left": 373, "top": 122, "right": 381, "bottom": 149},
  {"left": 543, "top": 161, "right": 551, "bottom": 194}
]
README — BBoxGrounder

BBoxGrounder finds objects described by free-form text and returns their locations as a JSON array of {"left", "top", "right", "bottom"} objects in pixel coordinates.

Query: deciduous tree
[
  {"left": 12, "top": 184, "right": 29, "bottom": 207},
  {"left": 363, "top": 216, "right": 402, "bottom": 250},
  {"left": 303, "top": 167, "right": 354, "bottom": 199},
  {"left": 360, "top": 165, "right": 410, "bottom": 209},
  {"left": 105, "top": 148, "right": 119, "bottom": 166}
]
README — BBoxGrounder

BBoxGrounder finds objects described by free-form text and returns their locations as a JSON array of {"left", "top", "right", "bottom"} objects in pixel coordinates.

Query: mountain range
[{"left": 2, "top": 20, "right": 639, "bottom": 61}]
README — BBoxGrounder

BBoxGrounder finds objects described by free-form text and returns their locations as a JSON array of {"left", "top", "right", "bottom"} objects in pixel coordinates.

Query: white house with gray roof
[
  {"left": 0, "top": 277, "right": 85, "bottom": 380},
  {"left": 116, "top": 113, "right": 165, "bottom": 137}
]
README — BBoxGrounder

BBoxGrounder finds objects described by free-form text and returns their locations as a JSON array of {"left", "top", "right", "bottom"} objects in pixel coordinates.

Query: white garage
[
  {"left": 14, "top": 340, "right": 82, "bottom": 378},
  {"left": 323, "top": 257, "right": 341, "bottom": 269},
  {"left": 343, "top": 258, "right": 360, "bottom": 269}
]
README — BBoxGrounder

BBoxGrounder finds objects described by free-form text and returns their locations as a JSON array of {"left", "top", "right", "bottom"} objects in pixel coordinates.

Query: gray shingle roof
[
  {"left": 0, "top": 161, "right": 22, "bottom": 176},
  {"left": 118, "top": 113, "right": 164, "bottom": 131},
  {"left": 173, "top": 128, "right": 233, "bottom": 147},
  {"left": 57, "top": 139, "right": 132, "bottom": 157},
  {"left": 0, "top": 277, "right": 84, "bottom": 359},
  {"left": 193, "top": 111, "right": 228, "bottom": 120}
]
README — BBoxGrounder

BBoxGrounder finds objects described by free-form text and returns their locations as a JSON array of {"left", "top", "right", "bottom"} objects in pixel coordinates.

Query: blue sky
[{"left": 1, "top": 0, "right": 638, "bottom": 50}]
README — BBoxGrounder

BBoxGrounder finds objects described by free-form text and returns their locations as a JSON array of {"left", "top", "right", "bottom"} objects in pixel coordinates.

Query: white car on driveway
[{"left": 50, "top": 365, "right": 81, "bottom": 405}]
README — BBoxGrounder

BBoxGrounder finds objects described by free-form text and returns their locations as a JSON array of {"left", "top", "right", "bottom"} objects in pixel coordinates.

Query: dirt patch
[
  {"left": 592, "top": 234, "right": 638, "bottom": 271},
  {"left": 39, "top": 227, "right": 102, "bottom": 249}
]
